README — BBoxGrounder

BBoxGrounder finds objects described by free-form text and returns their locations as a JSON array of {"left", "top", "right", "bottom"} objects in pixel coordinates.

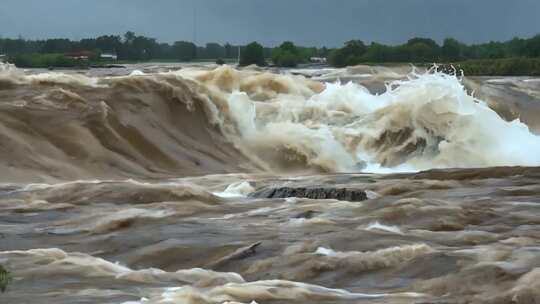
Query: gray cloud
[{"left": 1, "top": 0, "right": 539, "bottom": 47}]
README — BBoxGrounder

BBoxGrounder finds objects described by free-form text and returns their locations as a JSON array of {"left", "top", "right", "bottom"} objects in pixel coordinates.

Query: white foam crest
[
  {"left": 214, "top": 68, "right": 540, "bottom": 173},
  {"left": 315, "top": 247, "right": 339, "bottom": 256},
  {"left": 213, "top": 181, "right": 255, "bottom": 198},
  {"left": 365, "top": 190, "right": 381, "bottom": 199},
  {"left": 308, "top": 81, "right": 385, "bottom": 115},
  {"left": 0, "top": 62, "right": 26, "bottom": 84},
  {"left": 365, "top": 221, "right": 403, "bottom": 235},
  {"left": 19, "top": 178, "right": 194, "bottom": 192},
  {"left": 0, "top": 248, "right": 245, "bottom": 285},
  {"left": 0, "top": 62, "right": 104, "bottom": 87},
  {"left": 151, "top": 279, "right": 424, "bottom": 303},
  {"left": 314, "top": 243, "right": 433, "bottom": 260},
  {"left": 129, "top": 70, "right": 146, "bottom": 76},
  {"left": 227, "top": 92, "right": 258, "bottom": 137},
  {"left": 26, "top": 72, "right": 102, "bottom": 87},
  {"left": 21, "top": 179, "right": 105, "bottom": 191}
]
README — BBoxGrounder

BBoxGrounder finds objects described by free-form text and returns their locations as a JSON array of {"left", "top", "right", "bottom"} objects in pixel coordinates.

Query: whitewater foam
[
  {"left": 196, "top": 66, "right": 540, "bottom": 173},
  {"left": 364, "top": 221, "right": 403, "bottom": 234},
  {"left": 2, "top": 63, "right": 540, "bottom": 176},
  {"left": 213, "top": 181, "right": 255, "bottom": 198}
]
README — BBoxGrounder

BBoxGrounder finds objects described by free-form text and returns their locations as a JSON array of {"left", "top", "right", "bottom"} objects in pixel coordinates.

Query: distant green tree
[
  {"left": 344, "top": 40, "right": 367, "bottom": 56},
  {"left": 408, "top": 42, "right": 436, "bottom": 62},
  {"left": 240, "top": 42, "right": 265, "bottom": 66},
  {"left": 407, "top": 38, "right": 439, "bottom": 48},
  {"left": 525, "top": 34, "right": 540, "bottom": 57},
  {"left": 505, "top": 37, "right": 527, "bottom": 57},
  {"left": 298, "top": 47, "right": 317, "bottom": 60},
  {"left": 441, "top": 38, "right": 462, "bottom": 61},
  {"left": 278, "top": 41, "right": 298, "bottom": 54},
  {"left": 224, "top": 43, "right": 234, "bottom": 58},
  {"left": 318, "top": 46, "right": 329, "bottom": 57},
  {"left": 96, "top": 35, "right": 122, "bottom": 53},
  {"left": 5, "top": 29, "right": 540, "bottom": 70},
  {"left": 156, "top": 42, "right": 174, "bottom": 59},
  {"left": 131, "top": 36, "right": 159, "bottom": 60},
  {"left": 79, "top": 38, "right": 97, "bottom": 51},
  {"left": 478, "top": 41, "right": 506, "bottom": 59},
  {"left": 273, "top": 50, "right": 298, "bottom": 67},
  {"left": 263, "top": 47, "right": 273, "bottom": 59},
  {"left": 205, "top": 43, "right": 225, "bottom": 59},
  {"left": 272, "top": 41, "right": 301, "bottom": 67},
  {"left": 328, "top": 40, "right": 367, "bottom": 67},
  {"left": 173, "top": 41, "right": 197, "bottom": 61},
  {"left": 41, "top": 39, "right": 73, "bottom": 53},
  {"left": 123, "top": 31, "right": 136, "bottom": 44},
  {"left": 406, "top": 37, "right": 440, "bottom": 62}
]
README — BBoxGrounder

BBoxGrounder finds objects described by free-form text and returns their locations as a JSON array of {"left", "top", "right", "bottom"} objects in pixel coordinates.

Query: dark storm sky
[{"left": 1, "top": 0, "right": 539, "bottom": 47}]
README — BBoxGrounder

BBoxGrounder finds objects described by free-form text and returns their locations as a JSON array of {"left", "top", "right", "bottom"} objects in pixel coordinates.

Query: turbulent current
[{"left": 2, "top": 62, "right": 540, "bottom": 303}]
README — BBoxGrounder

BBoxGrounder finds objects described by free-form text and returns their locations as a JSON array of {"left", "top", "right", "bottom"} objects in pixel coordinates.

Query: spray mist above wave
[{"left": 191, "top": 66, "right": 540, "bottom": 173}]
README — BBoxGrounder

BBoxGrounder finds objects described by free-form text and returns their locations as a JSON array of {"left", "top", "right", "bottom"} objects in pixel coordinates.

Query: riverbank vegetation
[
  {"left": 328, "top": 36, "right": 540, "bottom": 67},
  {"left": 0, "top": 32, "right": 264, "bottom": 67},
  {"left": 2, "top": 31, "right": 540, "bottom": 74},
  {"left": 0, "top": 265, "right": 12, "bottom": 293},
  {"left": 239, "top": 42, "right": 266, "bottom": 66},
  {"left": 456, "top": 58, "right": 540, "bottom": 76},
  {"left": 9, "top": 53, "right": 86, "bottom": 68}
]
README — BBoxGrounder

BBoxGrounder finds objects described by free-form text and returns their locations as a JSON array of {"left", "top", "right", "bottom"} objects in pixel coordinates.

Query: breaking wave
[
  {"left": 0, "top": 248, "right": 424, "bottom": 304},
  {"left": 1, "top": 62, "right": 540, "bottom": 181},
  {"left": 203, "top": 66, "right": 540, "bottom": 173}
]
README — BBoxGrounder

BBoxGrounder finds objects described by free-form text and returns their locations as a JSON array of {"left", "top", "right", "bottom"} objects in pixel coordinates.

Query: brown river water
[{"left": 1, "top": 63, "right": 540, "bottom": 304}]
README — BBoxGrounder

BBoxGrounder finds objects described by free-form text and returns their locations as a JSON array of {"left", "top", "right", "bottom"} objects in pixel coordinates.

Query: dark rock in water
[
  {"left": 293, "top": 210, "right": 318, "bottom": 219},
  {"left": 437, "top": 64, "right": 461, "bottom": 75},
  {"left": 249, "top": 187, "right": 368, "bottom": 202},
  {"left": 209, "top": 241, "right": 262, "bottom": 268}
]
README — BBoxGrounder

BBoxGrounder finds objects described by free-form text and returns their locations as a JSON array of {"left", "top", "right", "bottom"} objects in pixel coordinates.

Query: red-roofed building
[{"left": 64, "top": 51, "right": 94, "bottom": 60}]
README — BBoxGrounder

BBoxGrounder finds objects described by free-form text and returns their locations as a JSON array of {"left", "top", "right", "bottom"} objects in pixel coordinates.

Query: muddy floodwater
[{"left": 1, "top": 63, "right": 540, "bottom": 304}]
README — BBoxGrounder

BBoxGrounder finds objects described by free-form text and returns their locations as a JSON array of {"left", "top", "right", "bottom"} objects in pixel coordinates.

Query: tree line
[
  {"left": 0, "top": 31, "right": 328, "bottom": 66},
  {"left": 1, "top": 31, "right": 540, "bottom": 70},
  {"left": 328, "top": 35, "right": 540, "bottom": 67},
  {"left": 0, "top": 31, "right": 261, "bottom": 62}
]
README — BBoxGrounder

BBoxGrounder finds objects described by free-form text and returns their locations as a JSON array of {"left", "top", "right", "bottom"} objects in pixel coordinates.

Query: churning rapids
[{"left": 2, "top": 62, "right": 540, "bottom": 304}]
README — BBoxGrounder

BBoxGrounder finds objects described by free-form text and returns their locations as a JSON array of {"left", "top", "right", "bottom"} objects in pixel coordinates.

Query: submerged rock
[
  {"left": 293, "top": 210, "right": 319, "bottom": 219},
  {"left": 249, "top": 187, "right": 368, "bottom": 202},
  {"left": 209, "top": 241, "right": 262, "bottom": 268}
]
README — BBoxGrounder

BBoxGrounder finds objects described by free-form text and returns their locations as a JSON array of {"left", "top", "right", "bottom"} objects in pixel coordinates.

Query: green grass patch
[
  {"left": 453, "top": 58, "right": 540, "bottom": 76},
  {"left": 0, "top": 265, "right": 12, "bottom": 293},
  {"left": 9, "top": 53, "right": 88, "bottom": 68}
]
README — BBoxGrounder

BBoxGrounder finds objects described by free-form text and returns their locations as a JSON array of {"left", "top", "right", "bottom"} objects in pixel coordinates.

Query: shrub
[
  {"left": 240, "top": 42, "right": 265, "bottom": 66},
  {"left": 275, "top": 51, "right": 299, "bottom": 67},
  {"left": 9, "top": 53, "right": 81, "bottom": 68},
  {"left": 328, "top": 40, "right": 367, "bottom": 67},
  {"left": 0, "top": 265, "right": 12, "bottom": 293},
  {"left": 272, "top": 41, "right": 303, "bottom": 67},
  {"left": 457, "top": 58, "right": 540, "bottom": 76}
]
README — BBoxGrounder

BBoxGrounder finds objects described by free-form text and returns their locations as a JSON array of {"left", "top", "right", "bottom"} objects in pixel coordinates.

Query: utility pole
[
  {"left": 192, "top": 5, "right": 197, "bottom": 45},
  {"left": 193, "top": 4, "right": 197, "bottom": 60},
  {"left": 238, "top": 46, "right": 241, "bottom": 65}
]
